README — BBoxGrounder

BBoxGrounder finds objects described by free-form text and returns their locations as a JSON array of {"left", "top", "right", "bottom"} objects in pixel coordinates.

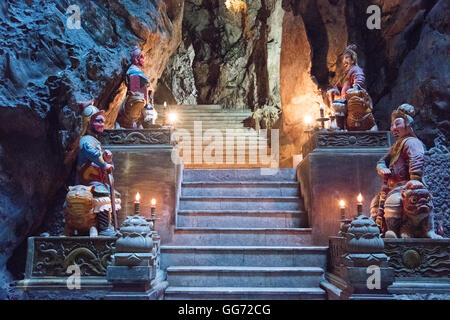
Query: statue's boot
[{"left": 96, "top": 210, "right": 117, "bottom": 237}]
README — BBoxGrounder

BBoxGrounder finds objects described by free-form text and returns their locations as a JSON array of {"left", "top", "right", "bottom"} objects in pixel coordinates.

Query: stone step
[
  {"left": 166, "top": 266, "right": 324, "bottom": 288},
  {"left": 160, "top": 245, "right": 327, "bottom": 269},
  {"left": 178, "top": 157, "right": 276, "bottom": 166},
  {"left": 164, "top": 286, "right": 326, "bottom": 300},
  {"left": 183, "top": 163, "right": 275, "bottom": 169},
  {"left": 177, "top": 145, "right": 270, "bottom": 152},
  {"left": 177, "top": 210, "right": 307, "bottom": 228},
  {"left": 155, "top": 104, "right": 223, "bottom": 110},
  {"left": 183, "top": 169, "right": 297, "bottom": 182},
  {"left": 181, "top": 182, "right": 299, "bottom": 197},
  {"left": 173, "top": 120, "right": 249, "bottom": 124},
  {"left": 179, "top": 196, "right": 302, "bottom": 211},
  {"left": 167, "top": 114, "right": 252, "bottom": 119},
  {"left": 172, "top": 125, "right": 252, "bottom": 131},
  {"left": 169, "top": 227, "right": 312, "bottom": 246}
]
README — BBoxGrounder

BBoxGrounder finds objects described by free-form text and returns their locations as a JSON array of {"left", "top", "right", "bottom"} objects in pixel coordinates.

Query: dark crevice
[{"left": 292, "top": 0, "right": 329, "bottom": 90}]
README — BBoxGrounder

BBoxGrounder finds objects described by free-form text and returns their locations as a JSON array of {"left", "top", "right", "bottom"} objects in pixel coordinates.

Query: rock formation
[
  {"left": 158, "top": 0, "right": 283, "bottom": 110},
  {"left": 0, "top": 0, "right": 183, "bottom": 298}
]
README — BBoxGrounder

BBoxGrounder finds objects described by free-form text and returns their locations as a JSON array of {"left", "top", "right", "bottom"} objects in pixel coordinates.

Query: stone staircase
[
  {"left": 161, "top": 169, "right": 328, "bottom": 300},
  {"left": 154, "top": 105, "right": 274, "bottom": 168}
]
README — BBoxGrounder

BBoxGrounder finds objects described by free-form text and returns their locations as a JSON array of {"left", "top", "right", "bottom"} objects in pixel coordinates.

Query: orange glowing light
[
  {"left": 339, "top": 200, "right": 345, "bottom": 209},
  {"left": 357, "top": 193, "right": 363, "bottom": 204},
  {"left": 225, "top": 0, "right": 247, "bottom": 13},
  {"left": 304, "top": 115, "right": 313, "bottom": 125},
  {"left": 151, "top": 198, "right": 156, "bottom": 207},
  {"left": 135, "top": 192, "right": 141, "bottom": 202}
]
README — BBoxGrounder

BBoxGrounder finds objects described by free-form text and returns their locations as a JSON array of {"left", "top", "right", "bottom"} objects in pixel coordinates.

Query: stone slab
[
  {"left": 298, "top": 131, "right": 390, "bottom": 245},
  {"left": 103, "top": 144, "right": 180, "bottom": 244}
]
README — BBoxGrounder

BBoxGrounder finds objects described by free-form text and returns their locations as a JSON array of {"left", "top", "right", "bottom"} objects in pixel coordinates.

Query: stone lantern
[
  {"left": 114, "top": 215, "right": 155, "bottom": 270},
  {"left": 339, "top": 215, "right": 394, "bottom": 297},
  {"left": 106, "top": 213, "right": 165, "bottom": 299}
]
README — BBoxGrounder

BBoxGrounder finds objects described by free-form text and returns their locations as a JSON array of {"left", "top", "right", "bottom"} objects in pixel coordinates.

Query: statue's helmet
[
  {"left": 391, "top": 104, "right": 415, "bottom": 126},
  {"left": 81, "top": 105, "right": 104, "bottom": 135},
  {"left": 343, "top": 44, "right": 358, "bottom": 64}
]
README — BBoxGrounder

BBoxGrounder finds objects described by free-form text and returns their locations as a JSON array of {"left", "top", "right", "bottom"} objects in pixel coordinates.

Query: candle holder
[
  {"left": 316, "top": 107, "right": 329, "bottom": 130},
  {"left": 338, "top": 200, "right": 352, "bottom": 235},
  {"left": 335, "top": 112, "right": 346, "bottom": 130}
]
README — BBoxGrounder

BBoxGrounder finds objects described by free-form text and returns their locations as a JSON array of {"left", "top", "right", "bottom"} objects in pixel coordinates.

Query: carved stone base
[
  {"left": 105, "top": 269, "right": 167, "bottom": 300},
  {"left": 16, "top": 236, "right": 116, "bottom": 299}
]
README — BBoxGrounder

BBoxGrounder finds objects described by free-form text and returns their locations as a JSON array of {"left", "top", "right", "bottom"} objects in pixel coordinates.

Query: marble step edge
[
  {"left": 177, "top": 210, "right": 305, "bottom": 216},
  {"left": 174, "top": 227, "right": 312, "bottom": 233},
  {"left": 165, "top": 286, "right": 326, "bottom": 294},
  {"left": 180, "top": 196, "right": 300, "bottom": 201},
  {"left": 161, "top": 245, "right": 327, "bottom": 252},
  {"left": 181, "top": 181, "right": 298, "bottom": 187},
  {"left": 166, "top": 266, "right": 324, "bottom": 273}
]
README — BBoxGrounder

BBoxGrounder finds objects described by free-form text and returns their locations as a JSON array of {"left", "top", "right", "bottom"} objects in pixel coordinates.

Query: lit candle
[
  {"left": 304, "top": 115, "right": 313, "bottom": 129},
  {"left": 320, "top": 105, "right": 324, "bottom": 118},
  {"left": 356, "top": 193, "right": 363, "bottom": 216},
  {"left": 151, "top": 198, "right": 156, "bottom": 231},
  {"left": 134, "top": 192, "right": 140, "bottom": 215},
  {"left": 151, "top": 198, "right": 156, "bottom": 217},
  {"left": 163, "top": 101, "right": 167, "bottom": 109},
  {"left": 339, "top": 200, "right": 346, "bottom": 219}
]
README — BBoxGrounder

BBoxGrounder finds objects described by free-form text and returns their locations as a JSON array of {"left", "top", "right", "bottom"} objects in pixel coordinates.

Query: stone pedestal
[
  {"left": 100, "top": 128, "right": 182, "bottom": 244},
  {"left": 16, "top": 236, "right": 116, "bottom": 300},
  {"left": 297, "top": 131, "right": 391, "bottom": 245}
]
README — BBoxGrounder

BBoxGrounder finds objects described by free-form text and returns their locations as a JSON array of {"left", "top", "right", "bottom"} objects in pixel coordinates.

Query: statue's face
[
  {"left": 134, "top": 53, "right": 145, "bottom": 67},
  {"left": 92, "top": 115, "right": 105, "bottom": 133},
  {"left": 391, "top": 117, "right": 408, "bottom": 138},
  {"left": 402, "top": 188, "right": 433, "bottom": 216},
  {"left": 343, "top": 53, "right": 355, "bottom": 69}
]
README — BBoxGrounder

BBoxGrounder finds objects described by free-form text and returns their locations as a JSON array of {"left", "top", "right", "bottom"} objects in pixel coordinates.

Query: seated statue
[
  {"left": 327, "top": 44, "right": 377, "bottom": 131},
  {"left": 116, "top": 47, "right": 158, "bottom": 129},
  {"left": 64, "top": 104, "right": 121, "bottom": 237},
  {"left": 370, "top": 104, "right": 441, "bottom": 239}
]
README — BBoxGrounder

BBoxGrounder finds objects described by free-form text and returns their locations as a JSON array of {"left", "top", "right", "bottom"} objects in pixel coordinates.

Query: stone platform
[
  {"left": 100, "top": 128, "right": 181, "bottom": 244},
  {"left": 297, "top": 131, "right": 392, "bottom": 245},
  {"left": 324, "top": 237, "right": 450, "bottom": 299}
]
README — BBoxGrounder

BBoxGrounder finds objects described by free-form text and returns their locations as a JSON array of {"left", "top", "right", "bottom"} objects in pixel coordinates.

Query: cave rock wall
[{"left": 0, "top": 0, "right": 183, "bottom": 298}]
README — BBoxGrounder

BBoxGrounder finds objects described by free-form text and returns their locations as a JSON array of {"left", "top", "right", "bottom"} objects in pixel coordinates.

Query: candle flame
[
  {"left": 357, "top": 193, "right": 363, "bottom": 203},
  {"left": 135, "top": 192, "right": 140, "bottom": 202},
  {"left": 339, "top": 200, "right": 345, "bottom": 208},
  {"left": 151, "top": 198, "right": 156, "bottom": 206},
  {"left": 304, "top": 115, "right": 313, "bottom": 125}
]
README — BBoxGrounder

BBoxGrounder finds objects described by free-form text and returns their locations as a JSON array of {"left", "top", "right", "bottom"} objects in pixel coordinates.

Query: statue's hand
[
  {"left": 104, "top": 163, "right": 114, "bottom": 173},
  {"left": 327, "top": 88, "right": 339, "bottom": 95},
  {"left": 103, "top": 150, "right": 113, "bottom": 163},
  {"left": 378, "top": 168, "right": 391, "bottom": 177}
]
